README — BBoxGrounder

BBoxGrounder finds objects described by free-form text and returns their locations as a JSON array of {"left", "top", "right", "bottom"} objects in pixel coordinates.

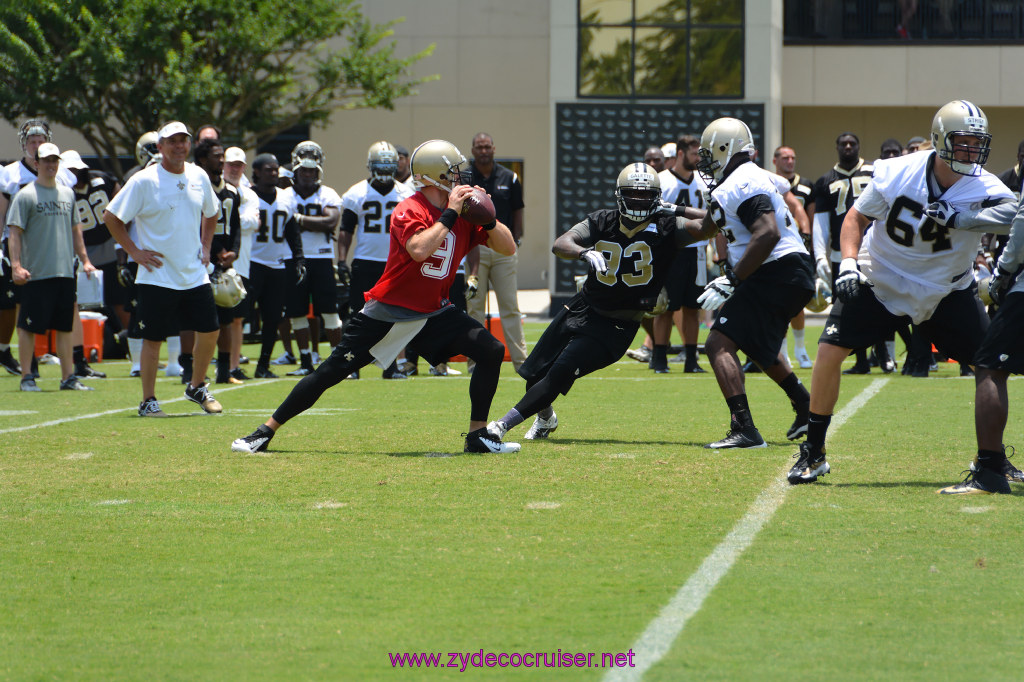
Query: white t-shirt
[
  {"left": 106, "top": 162, "right": 219, "bottom": 290},
  {"left": 250, "top": 187, "right": 297, "bottom": 269},
  {"left": 233, "top": 184, "right": 260, "bottom": 279},
  {"left": 658, "top": 168, "right": 708, "bottom": 249},
  {"left": 295, "top": 184, "right": 343, "bottom": 259},
  {"left": 854, "top": 151, "right": 1013, "bottom": 322},
  {"left": 341, "top": 179, "right": 415, "bottom": 262},
  {"left": 709, "top": 162, "right": 806, "bottom": 268}
]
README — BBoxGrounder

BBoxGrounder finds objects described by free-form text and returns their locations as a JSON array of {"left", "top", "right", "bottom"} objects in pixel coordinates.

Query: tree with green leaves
[{"left": 0, "top": 0, "right": 434, "bottom": 177}]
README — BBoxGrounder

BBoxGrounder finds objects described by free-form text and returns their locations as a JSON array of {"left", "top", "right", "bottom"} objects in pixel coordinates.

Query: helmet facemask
[{"left": 938, "top": 132, "right": 991, "bottom": 176}]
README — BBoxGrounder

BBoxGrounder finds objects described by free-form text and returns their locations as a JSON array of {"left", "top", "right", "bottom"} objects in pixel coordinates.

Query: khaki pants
[{"left": 466, "top": 246, "right": 528, "bottom": 369}]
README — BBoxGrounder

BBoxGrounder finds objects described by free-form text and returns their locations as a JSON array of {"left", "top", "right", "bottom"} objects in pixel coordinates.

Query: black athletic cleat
[
  {"left": 230, "top": 367, "right": 250, "bottom": 381},
  {"left": 464, "top": 427, "right": 521, "bottom": 454},
  {"left": 788, "top": 442, "right": 830, "bottom": 484},
  {"left": 184, "top": 382, "right": 222, "bottom": 413},
  {"left": 742, "top": 360, "right": 762, "bottom": 374},
  {"left": 706, "top": 425, "right": 766, "bottom": 449},
  {"left": 842, "top": 361, "right": 871, "bottom": 375},
  {"left": 254, "top": 366, "right": 278, "bottom": 379},
  {"left": 969, "top": 446, "right": 1023, "bottom": 484},
  {"left": 787, "top": 401, "right": 810, "bottom": 440},
  {"left": 60, "top": 376, "right": 94, "bottom": 391},
  {"left": 74, "top": 363, "right": 106, "bottom": 379},
  {"left": 138, "top": 396, "right": 167, "bottom": 417},
  {"left": 0, "top": 348, "right": 21, "bottom": 375},
  {"left": 231, "top": 425, "right": 274, "bottom": 453},
  {"left": 20, "top": 376, "right": 40, "bottom": 392},
  {"left": 938, "top": 467, "right": 1010, "bottom": 495},
  {"left": 683, "top": 365, "right": 706, "bottom": 374},
  {"left": 652, "top": 364, "right": 670, "bottom": 374},
  {"left": 287, "top": 364, "right": 313, "bottom": 376}
]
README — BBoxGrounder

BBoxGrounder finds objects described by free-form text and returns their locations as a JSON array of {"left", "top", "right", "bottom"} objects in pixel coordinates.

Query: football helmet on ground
[
  {"left": 614, "top": 163, "right": 661, "bottom": 222},
  {"left": 136, "top": 131, "right": 159, "bottom": 167},
  {"left": 19, "top": 119, "right": 52, "bottom": 150},
  {"left": 367, "top": 141, "right": 399, "bottom": 182},
  {"left": 697, "top": 117, "right": 755, "bottom": 186},
  {"left": 410, "top": 140, "right": 469, "bottom": 192},
  {"left": 931, "top": 100, "right": 991, "bottom": 176}
]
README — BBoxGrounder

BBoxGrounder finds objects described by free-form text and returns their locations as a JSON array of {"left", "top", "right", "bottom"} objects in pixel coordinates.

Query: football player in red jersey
[{"left": 231, "top": 139, "right": 521, "bottom": 455}]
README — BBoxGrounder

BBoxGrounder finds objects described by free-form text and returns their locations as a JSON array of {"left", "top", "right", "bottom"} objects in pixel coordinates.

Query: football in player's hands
[{"left": 460, "top": 188, "right": 496, "bottom": 226}]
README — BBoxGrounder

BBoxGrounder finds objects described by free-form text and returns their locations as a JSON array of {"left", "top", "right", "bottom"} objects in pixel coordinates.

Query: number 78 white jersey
[{"left": 855, "top": 151, "right": 1013, "bottom": 322}]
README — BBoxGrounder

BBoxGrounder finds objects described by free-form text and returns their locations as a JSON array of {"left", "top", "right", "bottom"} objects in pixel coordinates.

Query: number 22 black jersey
[{"left": 569, "top": 209, "right": 685, "bottom": 312}]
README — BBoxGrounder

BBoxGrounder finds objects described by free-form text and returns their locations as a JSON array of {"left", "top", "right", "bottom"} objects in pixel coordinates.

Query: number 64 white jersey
[{"left": 854, "top": 151, "right": 1013, "bottom": 323}]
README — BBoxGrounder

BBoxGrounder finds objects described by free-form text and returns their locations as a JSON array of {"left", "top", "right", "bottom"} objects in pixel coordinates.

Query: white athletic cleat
[
  {"left": 525, "top": 413, "right": 558, "bottom": 440},
  {"left": 794, "top": 348, "right": 813, "bottom": 369},
  {"left": 464, "top": 427, "right": 521, "bottom": 454}
]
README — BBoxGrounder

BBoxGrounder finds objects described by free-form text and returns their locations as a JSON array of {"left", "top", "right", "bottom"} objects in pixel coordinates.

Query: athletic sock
[
  {"left": 166, "top": 335, "right": 181, "bottom": 367},
  {"left": 779, "top": 372, "right": 810, "bottom": 405},
  {"left": 651, "top": 344, "right": 668, "bottom": 368},
  {"left": 793, "top": 328, "right": 806, "bottom": 353},
  {"left": 725, "top": 394, "right": 754, "bottom": 429},
  {"left": 73, "top": 345, "right": 85, "bottom": 365},
  {"left": 537, "top": 405, "right": 554, "bottom": 420},
  {"left": 499, "top": 408, "right": 525, "bottom": 430},
  {"left": 807, "top": 412, "right": 831, "bottom": 452},
  {"left": 976, "top": 448, "right": 1005, "bottom": 472},
  {"left": 684, "top": 344, "right": 698, "bottom": 369}
]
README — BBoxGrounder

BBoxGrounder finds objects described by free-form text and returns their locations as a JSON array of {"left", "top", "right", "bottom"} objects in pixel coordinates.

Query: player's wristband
[
  {"left": 439, "top": 209, "right": 459, "bottom": 230},
  {"left": 482, "top": 220, "right": 496, "bottom": 231}
]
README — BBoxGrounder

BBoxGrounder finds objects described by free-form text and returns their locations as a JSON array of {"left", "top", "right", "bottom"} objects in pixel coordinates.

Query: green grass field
[{"left": 2, "top": 321, "right": 1022, "bottom": 681}]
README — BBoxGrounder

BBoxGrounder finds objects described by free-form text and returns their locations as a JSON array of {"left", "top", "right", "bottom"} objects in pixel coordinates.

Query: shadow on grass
[
  {"left": 826, "top": 481, "right": 1020, "bottom": 492},
  {"left": 388, "top": 451, "right": 485, "bottom": 458}
]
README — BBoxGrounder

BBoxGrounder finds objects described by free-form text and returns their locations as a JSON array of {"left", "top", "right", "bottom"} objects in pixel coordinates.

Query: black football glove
[
  {"left": 117, "top": 264, "right": 135, "bottom": 288},
  {"left": 834, "top": 257, "right": 871, "bottom": 303},
  {"left": 295, "top": 257, "right": 307, "bottom": 286},
  {"left": 335, "top": 261, "right": 351, "bottom": 287},
  {"left": 988, "top": 267, "right": 1013, "bottom": 306}
]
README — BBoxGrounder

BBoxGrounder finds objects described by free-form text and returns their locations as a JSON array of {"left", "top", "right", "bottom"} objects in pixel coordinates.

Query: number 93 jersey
[
  {"left": 572, "top": 209, "right": 682, "bottom": 312},
  {"left": 854, "top": 151, "right": 1013, "bottom": 322}
]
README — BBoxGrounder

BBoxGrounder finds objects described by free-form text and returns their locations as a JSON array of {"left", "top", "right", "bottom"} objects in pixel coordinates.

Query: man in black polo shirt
[{"left": 465, "top": 132, "right": 527, "bottom": 369}]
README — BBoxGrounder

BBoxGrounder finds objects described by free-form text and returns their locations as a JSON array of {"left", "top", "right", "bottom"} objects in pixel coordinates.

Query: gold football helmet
[
  {"left": 931, "top": 100, "right": 991, "bottom": 176},
  {"left": 410, "top": 139, "right": 469, "bottom": 192},
  {"left": 367, "top": 140, "right": 398, "bottom": 182},
  {"left": 805, "top": 277, "right": 832, "bottom": 313},
  {"left": 697, "top": 117, "right": 755, "bottom": 186},
  {"left": 211, "top": 268, "right": 247, "bottom": 308},
  {"left": 135, "top": 131, "right": 159, "bottom": 167},
  {"left": 614, "top": 163, "right": 661, "bottom": 221},
  {"left": 19, "top": 119, "right": 52, "bottom": 150}
]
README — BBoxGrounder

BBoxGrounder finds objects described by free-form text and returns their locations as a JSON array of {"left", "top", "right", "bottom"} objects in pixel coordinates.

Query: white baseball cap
[
  {"left": 158, "top": 121, "right": 191, "bottom": 140},
  {"left": 60, "top": 149, "right": 89, "bottom": 169},
  {"left": 661, "top": 142, "right": 677, "bottom": 158},
  {"left": 36, "top": 142, "right": 61, "bottom": 159},
  {"left": 224, "top": 147, "right": 247, "bottom": 164}
]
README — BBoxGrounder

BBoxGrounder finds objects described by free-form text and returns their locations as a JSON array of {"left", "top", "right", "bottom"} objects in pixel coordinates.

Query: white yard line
[
  {"left": 605, "top": 378, "right": 889, "bottom": 682},
  {"left": 0, "top": 380, "right": 281, "bottom": 436}
]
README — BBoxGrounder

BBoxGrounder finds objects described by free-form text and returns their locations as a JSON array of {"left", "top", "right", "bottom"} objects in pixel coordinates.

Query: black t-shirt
[{"left": 469, "top": 162, "right": 523, "bottom": 226}]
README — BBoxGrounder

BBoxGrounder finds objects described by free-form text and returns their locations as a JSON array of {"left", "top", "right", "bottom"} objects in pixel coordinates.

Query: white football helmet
[
  {"left": 697, "top": 117, "right": 755, "bottom": 186},
  {"left": 410, "top": 139, "right": 469, "bottom": 192},
  {"left": 291, "top": 140, "right": 325, "bottom": 186},
  {"left": 19, "top": 119, "right": 52, "bottom": 150},
  {"left": 931, "top": 100, "right": 991, "bottom": 176},
  {"left": 614, "top": 163, "right": 661, "bottom": 222},
  {"left": 367, "top": 140, "right": 398, "bottom": 182},
  {"left": 136, "top": 131, "right": 159, "bottom": 166},
  {"left": 211, "top": 268, "right": 247, "bottom": 308}
]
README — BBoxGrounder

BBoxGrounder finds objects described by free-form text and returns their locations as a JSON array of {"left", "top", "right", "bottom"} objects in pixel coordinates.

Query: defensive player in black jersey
[
  {"left": 193, "top": 139, "right": 243, "bottom": 384},
  {"left": 812, "top": 133, "right": 877, "bottom": 374},
  {"left": 485, "top": 163, "right": 713, "bottom": 443}
]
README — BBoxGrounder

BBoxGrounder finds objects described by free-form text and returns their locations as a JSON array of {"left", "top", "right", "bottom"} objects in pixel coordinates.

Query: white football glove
[
  {"left": 579, "top": 248, "right": 608, "bottom": 275},
  {"left": 815, "top": 257, "right": 832, "bottom": 284},
  {"left": 834, "top": 257, "right": 870, "bottom": 302},
  {"left": 655, "top": 200, "right": 678, "bottom": 216},
  {"left": 697, "top": 274, "right": 736, "bottom": 311},
  {"left": 924, "top": 200, "right": 957, "bottom": 228}
]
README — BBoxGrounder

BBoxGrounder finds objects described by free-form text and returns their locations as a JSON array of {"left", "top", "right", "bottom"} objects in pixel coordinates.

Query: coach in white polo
[{"left": 103, "top": 121, "right": 224, "bottom": 417}]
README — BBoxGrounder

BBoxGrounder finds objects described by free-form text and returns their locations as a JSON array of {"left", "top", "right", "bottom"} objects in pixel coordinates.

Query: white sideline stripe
[
  {"left": 0, "top": 380, "right": 282, "bottom": 436},
  {"left": 606, "top": 378, "right": 889, "bottom": 682}
]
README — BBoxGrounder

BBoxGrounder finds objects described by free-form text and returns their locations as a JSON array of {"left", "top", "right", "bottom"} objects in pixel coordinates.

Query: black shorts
[
  {"left": 339, "top": 307, "right": 492, "bottom": 369},
  {"left": 98, "top": 260, "right": 129, "bottom": 308},
  {"left": 135, "top": 283, "right": 219, "bottom": 340},
  {"left": 247, "top": 262, "right": 288, "bottom": 323},
  {"left": 285, "top": 258, "right": 337, "bottom": 318},
  {"left": 518, "top": 292, "right": 640, "bottom": 392},
  {"left": 0, "top": 240, "right": 20, "bottom": 311},
  {"left": 712, "top": 257, "right": 814, "bottom": 368},
  {"left": 17, "top": 277, "right": 76, "bottom": 334},
  {"left": 975, "top": 290, "right": 1024, "bottom": 374},
  {"left": 216, "top": 296, "right": 247, "bottom": 326},
  {"left": 664, "top": 248, "right": 704, "bottom": 310},
  {"left": 349, "top": 259, "right": 386, "bottom": 314},
  {"left": 819, "top": 283, "right": 988, "bottom": 365}
]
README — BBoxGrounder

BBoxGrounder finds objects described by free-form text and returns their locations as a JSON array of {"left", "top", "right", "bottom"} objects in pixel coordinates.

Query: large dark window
[
  {"left": 785, "top": 0, "right": 1024, "bottom": 43},
  {"left": 578, "top": 0, "right": 744, "bottom": 98}
]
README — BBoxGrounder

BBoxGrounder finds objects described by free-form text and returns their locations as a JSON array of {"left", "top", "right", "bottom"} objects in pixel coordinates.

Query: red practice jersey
[{"left": 366, "top": 192, "right": 490, "bottom": 312}]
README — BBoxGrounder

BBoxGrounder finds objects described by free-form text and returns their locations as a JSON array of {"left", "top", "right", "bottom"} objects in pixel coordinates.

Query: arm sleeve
[
  {"left": 812, "top": 211, "right": 829, "bottom": 261},
  {"left": 284, "top": 217, "right": 304, "bottom": 259},
  {"left": 340, "top": 208, "right": 359, "bottom": 234},
  {"left": 735, "top": 194, "right": 774, "bottom": 228},
  {"left": 952, "top": 198, "right": 1017, "bottom": 234},
  {"left": 996, "top": 198, "right": 1024, "bottom": 272}
]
